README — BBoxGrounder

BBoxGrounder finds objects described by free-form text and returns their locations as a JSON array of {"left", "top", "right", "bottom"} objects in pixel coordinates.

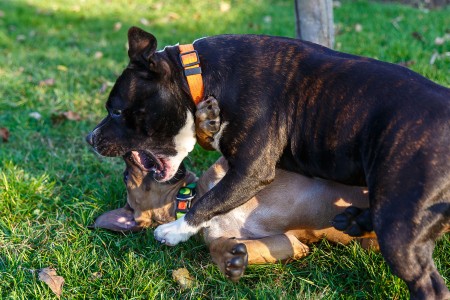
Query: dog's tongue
[{"left": 131, "top": 151, "right": 154, "bottom": 170}]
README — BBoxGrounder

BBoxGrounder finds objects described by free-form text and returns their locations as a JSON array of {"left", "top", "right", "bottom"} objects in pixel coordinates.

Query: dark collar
[{"left": 175, "top": 182, "right": 196, "bottom": 219}]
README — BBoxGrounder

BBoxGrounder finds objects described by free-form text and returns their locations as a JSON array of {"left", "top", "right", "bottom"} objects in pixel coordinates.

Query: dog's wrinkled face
[
  {"left": 86, "top": 27, "right": 196, "bottom": 181},
  {"left": 122, "top": 151, "right": 188, "bottom": 225}
]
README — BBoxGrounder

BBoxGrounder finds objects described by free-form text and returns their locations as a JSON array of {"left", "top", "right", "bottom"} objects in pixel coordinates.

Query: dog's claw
[
  {"left": 331, "top": 213, "right": 350, "bottom": 231},
  {"left": 231, "top": 243, "right": 247, "bottom": 255}
]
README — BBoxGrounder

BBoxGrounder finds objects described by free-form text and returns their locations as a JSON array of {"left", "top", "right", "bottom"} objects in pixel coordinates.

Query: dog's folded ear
[
  {"left": 127, "top": 27, "right": 171, "bottom": 78},
  {"left": 127, "top": 26, "right": 157, "bottom": 62}
]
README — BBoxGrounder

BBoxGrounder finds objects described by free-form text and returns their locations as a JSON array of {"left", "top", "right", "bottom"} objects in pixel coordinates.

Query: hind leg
[
  {"left": 209, "top": 234, "right": 309, "bottom": 282},
  {"left": 373, "top": 202, "right": 449, "bottom": 300}
]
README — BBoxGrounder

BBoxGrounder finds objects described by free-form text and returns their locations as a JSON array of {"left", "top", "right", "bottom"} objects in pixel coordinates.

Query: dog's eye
[{"left": 111, "top": 109, "right": 122, "bottom": 117}]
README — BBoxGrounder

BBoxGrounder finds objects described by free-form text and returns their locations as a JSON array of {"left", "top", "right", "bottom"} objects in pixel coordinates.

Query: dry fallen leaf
[
  {"left": 29, "top": 112, "right": 42, "bottom": 120},
  {"left": 166, "top": 12, "right": 180, "bottom": 20},
  {"left": 94, "top": 51, "right": 103, "bottom": 59},
  {"left": 152, "top": 2, "right": 163, "bottom": 10},
  {"left": 429, "top": 52, "right": 439, "bottom": 65},
  {"left": 57, "top": 65, "right": 68, "bottom": 72},
  {"left": 172, "top": 268, "right": 194, "bottom": 289},
  {"left": 51, "top": 111, "right": 81, "bottom": 124},
  {"left": 91, "top": 271, "right": 103, "bottom": 279},
  {"left": 411, "top": 31, "right": 425, "bottom": 43},
  {"left": 39, "top": 78, "right": 55, "bottom": 87},
  {"left": 263, "top": 16, "right": 272, "bottom": 24},
  {"left": 220, "top": 2, "right": 231, "bottom": 13},
  {"left": 114, "top": 22, "right": 122, "bottom": 31},
  {"left": 38, "top": 267, "right": 64, "bottom": 298},
  {"left": 99, "top": 82, "right": 109, "bottom": 94},
  {"left": 397, "top": 60, "right": 415, "bottom": 68},
  {"left": 140, "top": 18, "right": 150, "bottom": 26},
  {"left": 0, "top": 127, "right": 10, "bottom": 142},
  {"left": 63, "top": 111, "right": 81, "bottom": 121},
  {"left": 434, "top": 37, "right": 445, "bottom": 45}
]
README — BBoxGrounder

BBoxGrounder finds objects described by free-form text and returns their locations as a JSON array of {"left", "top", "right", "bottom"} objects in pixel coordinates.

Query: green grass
[{"left": 0, "top": 0, "right": 449, "bottom": 298}]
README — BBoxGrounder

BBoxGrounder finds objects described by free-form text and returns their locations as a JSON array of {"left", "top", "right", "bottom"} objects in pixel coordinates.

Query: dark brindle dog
[{"left": 86, "top": 27, "right": 450, "bottom": 299}]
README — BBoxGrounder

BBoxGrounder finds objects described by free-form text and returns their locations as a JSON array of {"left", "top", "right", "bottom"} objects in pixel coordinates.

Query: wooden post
[{"left": 294, "top": 0, "right": 334, "bottom": 49}]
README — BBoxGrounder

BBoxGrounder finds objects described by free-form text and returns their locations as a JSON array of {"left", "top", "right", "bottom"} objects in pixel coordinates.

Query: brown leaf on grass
[
  {"left": 94, "top": 51, "right": 103, "bottom": 59},
  {"left": 91, "top": 271, "right": 102, "bottom": 279},
  {"left": 114, "top": 22, "right": 122, "bottom": 31},
  {"left": 0, "top": 127, "right": 10, "bottom": 142},
  {"left": 172, "top": 268, "right": 194, "bottom": 289},
  {"left": 220, "top": 2, "right": 231, "bottom": 12},
  {"left": 411, "top": 32, "right": 425, "bottom": 43},
  {"left": 166, "top": 12, "right": 180, "bottom": 20},
  {"left": 397, "top": 60, "right": 416, "bottom": 68},
  {"left": 99, "top": 82, "right": 109, "bottom": 94},
  {"left": 63, "top": 111, "right": 81, "bottom": 121},
  {"left": 57, "top": 65, "right": 68, "bottom": 72},
  {"left": 434, "top": 37, "right": 445, "bottom": 45},
  {"left": 16, "top": 35, "right": 26, "bottom": 42},
  {"left": 140, "top": 18, "right": 150, "bottom": 26},
  {"left": 39, "top": 78, "right": 55, "bottom": 87},
  {"left": 51, "top": 111, "right": 81, "bottom": 124},
  {"left": 29, "top": 112, "right": 42, "bottom": 120},
  {"left": 38, "top": 267, "right": 64, "bottom": 298}
]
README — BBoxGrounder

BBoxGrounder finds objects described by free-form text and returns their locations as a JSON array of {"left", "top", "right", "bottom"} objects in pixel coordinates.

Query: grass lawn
[{"left": 1, "top": 0, "right": 449, "bottom": 298}]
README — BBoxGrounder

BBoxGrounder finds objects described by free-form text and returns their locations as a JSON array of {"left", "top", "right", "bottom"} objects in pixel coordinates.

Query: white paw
[{"left": 153, "top": 216, "right": 200, "bottom": 246}]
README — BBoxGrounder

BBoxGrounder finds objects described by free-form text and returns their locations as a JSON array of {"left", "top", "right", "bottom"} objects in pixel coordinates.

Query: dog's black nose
[{"left": 85, "top": 132, "right": 94, "bottom": 146}]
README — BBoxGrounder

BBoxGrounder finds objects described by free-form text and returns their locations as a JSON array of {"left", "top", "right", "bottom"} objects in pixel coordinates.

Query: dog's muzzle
[{"left": 85, "top": 132, "right": 94, "bottom": 146}]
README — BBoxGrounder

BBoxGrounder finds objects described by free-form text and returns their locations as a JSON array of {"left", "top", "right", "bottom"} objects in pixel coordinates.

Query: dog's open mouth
[{"left": 128, "top": 150, "right": 166, "bottom": 179}]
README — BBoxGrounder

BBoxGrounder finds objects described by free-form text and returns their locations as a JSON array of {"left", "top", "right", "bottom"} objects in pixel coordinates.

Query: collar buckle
[{"left": 179, "top": 50, "right": 200, "bottom": 68}]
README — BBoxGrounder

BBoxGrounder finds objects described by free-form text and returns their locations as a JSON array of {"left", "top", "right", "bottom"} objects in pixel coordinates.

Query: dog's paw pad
[
  {"left": 331, "top": 213, "right": 351, "bottom": 231},
  {"left": 332, "top": 206, "right": 373, "bottom": 237},
  {"left": 196, "top": 96, "right": 221, "bottom": 134},
  {"left": 225, "top": 245, "right": 248, "bottom": 282},
  {"left": 229, "top": 256, "right": 245, "bottom": 268}
]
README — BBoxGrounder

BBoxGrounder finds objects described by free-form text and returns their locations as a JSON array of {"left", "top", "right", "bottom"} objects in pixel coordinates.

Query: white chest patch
[
  {"left": 174, "top": 111, "right": 196, "bottom": 156},
  {"left": 163, "top": 111, "right": 196, "bottom": 180}
]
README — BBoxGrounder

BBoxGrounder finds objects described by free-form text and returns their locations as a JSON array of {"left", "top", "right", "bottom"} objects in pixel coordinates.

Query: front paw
[
  {"left": 154, "top": 216, "right": 199, "bottom": 246},
  {"left": 195, "top": 96, "right": 221, "bottom": 149},
  {"left": 196, "top": 96, "right": 221, "bottom": 134},
  {"left": 332, "top": 206, "right": 373, "bottom": 237}
]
